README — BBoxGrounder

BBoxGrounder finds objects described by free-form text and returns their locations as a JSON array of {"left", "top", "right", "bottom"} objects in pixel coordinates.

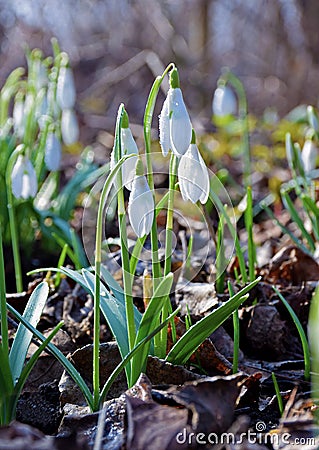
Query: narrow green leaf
[
  {"left": 281, "top": 190, "right": 315, "bottom": 251},
  {"left": 130, "top": 273, "right": 173, "bottom": 384},
  {"left": 100, "top": 264, "right": 125, "bottom": 304},
  {"left": 273, "top": 286, "right": 310, "bottom": 380},
  {"left": 166, "top": 277, "right": 260, "bottom": 365},
  {"left": 9, "top": 282, "right": 49, "bottom": 384},
  {"left": 100, "top": 306, "right": 180, "bottom": 403},
  {"left": 6, "top": 302, "right": 94, "bottom": 411},
  {"left": 14, "top": 322, "right": 64, "bottom": 401}
]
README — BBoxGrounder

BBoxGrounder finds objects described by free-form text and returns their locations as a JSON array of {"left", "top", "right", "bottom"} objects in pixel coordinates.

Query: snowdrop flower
[
  {"left": 11, "top": 154, "right": 38, "bottom": 200},
  {"left": 128, "top": 159, "right": 154, "bottom": 237},
  {"left": 56, "top": 64, "right": 76, "bottom": 110},
  {"left": 120, "top": 111, "right": 138, "bottom": 190},
  {"left": 159, "top": 68, "right": 192, "bottom": 157},
  {"left": 178, "top": 130, "right": 209, "bottom": 204},
  {"left": 301, "top": 139, "right": 317, "bottom": 174},
  {"left": 307, "top": 106, "right": 319, "bottom": 132},
  {"left": 61, "top": 108, "right": 79, "bottom": 145},
  {"left": 45, "top": 129, "right": 62, "bottom": 171},
  {"left": 13, "top": 94, "right": 25, "bottom": 139},
  {"left": 212, "top": 85, "right": 237, "bottom": 117}
]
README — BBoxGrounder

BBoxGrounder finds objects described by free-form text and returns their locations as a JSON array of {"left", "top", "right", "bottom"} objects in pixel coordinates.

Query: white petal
[
  {"left": 122, "top": 155, "right": 138, "bottom": 191},
  {"left": 23, "top": 158, "right": 38, "bottom": 198},
  {"left": 128, "top": 176, "right": 154, "bottom": 237},
  {"left": 13, "top": 101, "right": 25, "bottom": 138},
  {"left": 178, "top": 144, "right": 209, "bottom": 204},
  {"left": 169, "top": 88, "right": 192, "bottom": 157},
  {"left": 11, "top": 155, "right": 24, "bottom": 198},
  {"left": 159, "top": 93, "right": 171, "bottom": 156},
  {"left": 121, "top": 128, "right": 138, "bottom": 190},
  {"left": 11, "top": 156, "right": 38, "bottom": 199},
  {"left": 212, "top": 86, "right": 237, "bottom": 117},
  {"left": 45, "top": 132, "right": 62, "bottom": 171},
  {"left": 61, "top": 109, "right": 79, "bottom": 145},
  {"left": 121, "top": 128, "right": 138, "bottom": 155},
  {"left": 302, "top": 140, "right": 317, "bottom": 173},
  {"left": 57, "top": 67, "right": 76, "bottom": 110}
]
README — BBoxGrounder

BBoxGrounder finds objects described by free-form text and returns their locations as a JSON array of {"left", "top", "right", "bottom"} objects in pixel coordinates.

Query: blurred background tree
[{"left": 0, "top": 0, "right": 318, "bottom": 142}]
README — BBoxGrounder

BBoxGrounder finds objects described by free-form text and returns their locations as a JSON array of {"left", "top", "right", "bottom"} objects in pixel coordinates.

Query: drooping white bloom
[
  {"left": 61, "top": 108, "right": 79, "bottom": 145},
  {"left": 45, "top": 131, "right": 62, "bottom": 171},
  {"left": 11, "top": 155, "right": 38, "bottom": 200},
  {"left": 13, "top": 97, "right": 25, "bottom": 139},
  {"left": 301, "top": 139, "right": 317, "bottom": 173},
  {"left": 120, "top": 127, "right": 138, "bottom": 190},
  {"left": 159, "top": 88, "right": 192, "bottom": 157},
  {"left": 212, "top": 85, "right": 237, "bottom": 117},
  {"left": 128, "top": 175, "right": 154, "bottom": 237},
  {"left": 56, "top": 66, "right": 76, "bottom": 110},
  {"left": 178, "top": 143, "right": 209, "bottom": 204},
  {"left": 307, "top": 105, "right": 319, "bottom": 132}
]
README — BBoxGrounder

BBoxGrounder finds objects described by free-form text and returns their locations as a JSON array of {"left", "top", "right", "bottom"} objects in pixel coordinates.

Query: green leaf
[
  {"left": 166, "top": 277, "right": 260, "bottom": 365},
  {"left": 13, "top": 322, "right": 64, "bottom": 403},
  {"left": 6, "top": 302, "right": 93, "bottom": 410},
  {"left": 9, "top": 282, "right": 49, "bottom": 385},
  {"left": 130, "top": 273, "right": 174, "bottom": 384},
  {"left": 100, "top": 264, "right": 125, "bottom": 304},
  {"left": 82, "top": 268, "right": 130, "bottom": 358},
  {"left": 100, "top": 306, "right": 180, "bottom": 403},
  {"left": 274, "top": 286, "right": 310, "bottom": 380}
]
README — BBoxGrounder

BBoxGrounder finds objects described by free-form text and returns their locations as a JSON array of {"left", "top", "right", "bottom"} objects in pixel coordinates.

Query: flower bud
[
  {"left": 178, "top": 132, "right": 209, "bottom": 204},
  {"left": 11, "top": 154, "right": 38, "bottom": 199},
  {"left": 61, "top": 108, "right": 79, "bottom": 145},
  {"left": 57, "top": 66, "right": 76, "bottom": 110},
  {"left": 212, "top": 85, "right": 237, "bottom": 117},
  {"left": 301, "top": 139, "right": 317, "bottom": 173},
  {"left": 159, "top": 68, "right": 192, "bottom": 157},
  {"left": 45, "top": 131, "right": 62, "bottom": 171},
  {"left": 128, "top": 168, "right": 154, "bottom": 237}
]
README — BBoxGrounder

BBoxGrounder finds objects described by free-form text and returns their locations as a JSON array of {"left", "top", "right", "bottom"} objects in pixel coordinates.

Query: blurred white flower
[
  {"left": 61, "top": 108, "right": 79, "bottom": 145},
  {"left": 120, "top": 127, "right": 138, "bottom": 190},
  {"left": 212, "top": 85, "right": 237, "bottom": 117},
  {"left": 57, "top": 66, "right": 76, "bottom": 110},
  {"left": 13, "top": 97, "right": 25, "bottom": 138},
  {"left": 45, "top": 131, "right": 62, "bottom": 171},
  {"left": 302, "top": 139, "right": 317, "bottom": 173},
  {"left": 159, "top": 87, "right": 192, "bottom": 157},
  {"left": 11, "top": 155, "right": 38, "bottom": 200},
  {"left": 178, "top": 143, "right": 209, "bottom": 204},
  {"left": 128, "top": 175, "right": 154, "bottom": 237},
  {"left": 307, "top": 106, "right": 319, "bottom": 132}
]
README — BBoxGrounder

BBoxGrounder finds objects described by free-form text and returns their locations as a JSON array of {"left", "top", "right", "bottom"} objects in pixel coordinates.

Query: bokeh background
[{"left": 0, "top": 0, "right": 318, "bottom": 143}]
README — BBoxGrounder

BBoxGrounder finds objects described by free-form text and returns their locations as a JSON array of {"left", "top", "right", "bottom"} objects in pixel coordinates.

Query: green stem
[
  {"left": 93, "top": 152, "right": 135, "bottom": 411},
  {"left": 220, "top": 70, "right": 251, "bottom": 187},
  {"left": 157, "top": 154, "right": 178, "bottom": 358},
  {"left": 228, "top": 281, "right": 239, "bottom": 374},
  {"left": 245, "top": 186, "right": 256, "bottom": 281},
  {"left": 164, "top": 154, "right": 178, "bottom": 276},
  {"left": 6, "top": 150, "right": 24, "bottom": 292},
  {"left": 0, "top": 221, "right": 8, "bottom": 350},
  {"left": 143, "top": 63, "right": 175, "bottom": 289},
  {"left": 114, "top": 106, "right": 135, "bottom": 364}
]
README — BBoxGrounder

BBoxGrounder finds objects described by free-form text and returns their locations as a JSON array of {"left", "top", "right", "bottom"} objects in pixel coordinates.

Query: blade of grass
[
  {"left": 6, "top": 302, "right": 94, "bottom": 410},
  {"left": 166, "top": 277, "right": 260, "bottom": 365},
  {"left": 273, "top": 286, "right": 310, "bottom": 381}
]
